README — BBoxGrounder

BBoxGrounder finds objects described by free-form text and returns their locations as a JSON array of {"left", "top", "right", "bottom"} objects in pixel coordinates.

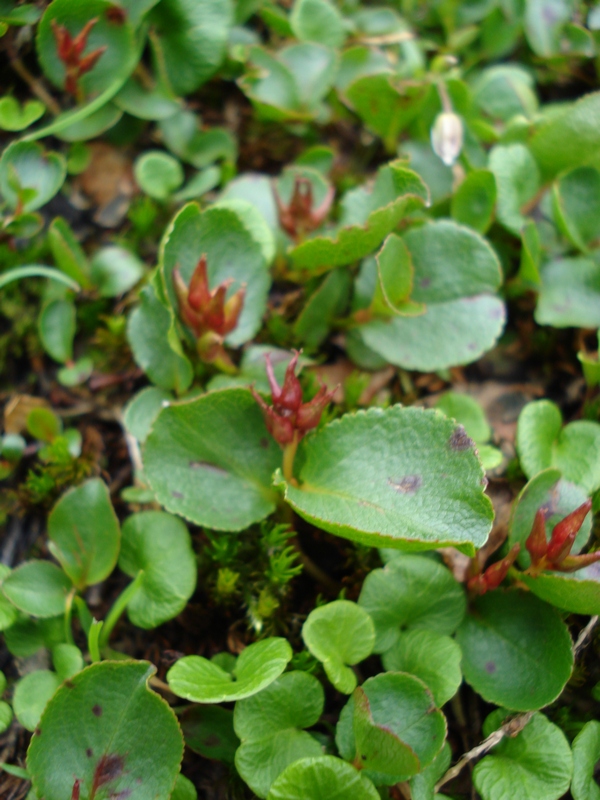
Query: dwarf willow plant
[{"left": 2, "top": 0, "right": 600, "bottom": 798}]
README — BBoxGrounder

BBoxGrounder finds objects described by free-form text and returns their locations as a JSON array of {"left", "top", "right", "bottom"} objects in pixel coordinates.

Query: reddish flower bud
[
  {"left": 555, "top": 550, "right": 600, "bottom": 572},
  {"left": 468, "top": 544, "right": 521, "bottom": 595},
  {"left": 296, "top": 384, "right": 337, "bottom": 432},
  {"left": 266, "top": 351, "right": 303, "bottom": 411},
  {"left": 273, "top": 177, "right": 335, "bottom": 241},
  {"left": 525, "top": 509, "right": 548, "bottom": 564},
  {"left": 173, "top": 255, "right": 245, "bottom": 359},
  {"left": 546, "top": 499, "right": 592, "bottom": 564},
  {"left": 251, "top": 387, "right": 295, "bottom": 445},
  {"left": 51, "top": 17, "right": 106, "bottom": 98}
]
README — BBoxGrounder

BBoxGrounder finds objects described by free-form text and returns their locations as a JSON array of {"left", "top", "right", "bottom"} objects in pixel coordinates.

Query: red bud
[
  {"left": 547, "top": 500, "right": 592, "bottom": 564},
  {"left": 555, "top": 550, "right": 600, "bottom": 572},
  {"left": 296, "top": 384, "right": 337, "bottom": 432},
  {"left": 525, "top": 509, "right": 548, "bottom": 564}
]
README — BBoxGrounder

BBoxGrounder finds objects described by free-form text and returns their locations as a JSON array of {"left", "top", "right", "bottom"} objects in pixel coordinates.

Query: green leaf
[
  {"left": 27, "top": 660, "right": 184, "bottom": 800},
  {"left": 288, "top": 163, "right": 429, "bottom": 272},
  {"left": 14, "top": 671, "right": 61, "bottom": 732},
  {"left": 144, "top": 388, "right": 281, "bottom": 531},
  {"left": 160, "top": 201, "right": 272, "bottom": 346},
  {"left": 336, "top": 673, "right": 446, "bottom": 782},
  {"left": 167, "top": 638, "right": 292, "bottom": 702},
  {"left": 119, "top": 511, "right": 197, "bottom": 628},
  {"left": 571, "top": 720, "right": 600, "bottom": 800},
  {"left": 47, "top": 217, "right": 91, "bottom": 288},
  {"left": 474, "top": 712, "right": 572, "bottom": 800},
  {"left": 36, "top": 0, "right": 136, "bottom": 97},
  {"left": 234, "top": 671, "right": 325, "bottom": 797},
  {"left": 0, "top": 142, "right": 66, "bottom": 212},
  {"left": 290, "top": 0, "right": 346, "bottom": 47},
  {"left": 180, "top": 705, "right": 239, "bottom": 762},
  {"left": 302, "top": 600, "right": 375, "bottom": 693},
  {"left": 535, "top": 257, "right": 600, "bottom": 330},
  {"left": 488, "top": 144, "right": 540, "bottom": 234},
  {"left": 2, "top": 561, "right": 72, "bottom": 618},
  {"left": 58, "top": 356, "right": 94, "bottom": 387},
  {"left": 382, "top": 629, "right": 462, "bottom": 706},
  {"left": 0, "top": 701, "right": 13, "bottom": 734},
  {"left": 519, "top": 221, "right": 542, "bottom": 286},
  {"left": 239, "top": 47, "right": 305, "bottom": 122},
  {"left": 0, "top": 567, "right": 18, "bottom": 631},
  {"left": 524, "top": 0, "right": 572, "bottom": 56},
  {"left": 277, "top": 406, "right": 493, "bottom": 554},
  {"left": 0, "top": 97, "right": 44, "bottom": 131},
  {"left": 267, "top": 756, "right": 379, "bottom": 800},
  {"left": 516, "top": 400, "right": 600, "bottom": 493},
  {"left": 48, "top": 479, "right": 120, "bottom": 590},
  {"left": 519, "top": 565, "right": 600, "bottom": 615},
  {"left": 149, "top": 0, "right": 233, "bottom": 95},
  {"left": 123, "top": 386, "right": 173, "bottom": 444},
  {"left": 472, "top": 66, "right": 538, "bottom": 121},
  {"left": 552, "top": 167, "right": 600, "bottom": 252},
  {"left": 451, "top": 169, "right": 496, "bottom": 234},
  {"left": 38, "top": 299, "right": 75, "bottom": 364},
  {"left": 294, "top": 270, "right": 351, "bottom": 349},
  {"left": 357, "top": 220, "right": 505, "bottom": 371},
  {"left": 127, "top": 281, "right": 193, "bottom": 394},
  {"left": 529, "top": 92, "right": 600, "bottom": 179},
  {"left": 3, "top": 614, "right": 65, "bottom": 657},
  {"left": 53, "top": 643, "right": 84, "bottom": 680},
  {"left": 27, "top": 407, "right": 62, "bottom": 442},
  {"left": 410, "top": 742, "right": 452, "bottom": 800},
  {"left": 369, "top": 234, "right": 423, "bottom": 318},
  {"left": 358, "top": 554, "right": 466, "bottom": 653},
  {"left": 54, "top": 102, "right": 123, "bottom": 142},
  {"left": 207, "top": 347, "right": 310, "bottom": 392},
  {"left": 90, "top": 246, "right": 144, "bottom": 297},
  {"left": 435, "top": 392, "right": 491, "bottom": 443},
  {"left": 171, "top": 774, "right": 197, "bottom": 800},
  {"left": 134, "top": 151, "right": 184, "bottom": 200},
  {"left": 114, "top": 76, "right": 183, "bottom": 121},
  {"left": 456, "top": 591, "right": 573, "bottom": 711},
  {"left": 508, "top": 469, "right": 592, "bottom": 568},
  {"left": 279, "top": 44, "right": 339, "bottom": 111}
]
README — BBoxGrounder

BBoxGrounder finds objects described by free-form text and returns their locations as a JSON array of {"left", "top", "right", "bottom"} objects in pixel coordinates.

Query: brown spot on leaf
[
  {"left": 86, "top": 748, "right": 93, "bottom": 758},
  {"left": 449, "top": 426, "right": 475, "bottom": 451},
  {"left": 93, "top": 754, "right": 126, "bottom": 793},
  {"left": 34, "top": 726, "right": 42, "bottom": 736},
  {"left": 106, "top": 6, "right": 127, "bottom": 23},
  {"left": 259, "top": 437, "right": 269, "bottom": 449},
  {"left": 65, "top": 680, "right": 75, "bottom": 689},
  {"left": 171, "top": 490, "right": 184, "bottom": 499},
  {"left": 388, "top": 475, "right": 422, "bottom": 494},
  {"left": 485, "top": 661, "right": 496, "bottom": 673},
  {"left": 203, "top": 734, "right": 221, "bottom": 747},
  {"left": 92, "top": 704, "right": 103, "bottom": 717},
  {"left": 189, "top": 460, "right": 228, "bottom": 475}
]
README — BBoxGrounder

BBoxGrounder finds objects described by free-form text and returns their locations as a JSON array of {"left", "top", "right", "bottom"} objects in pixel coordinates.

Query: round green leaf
[
  {"left": 53, "top": 643, "right": 84, "bottom": 680},
  {"left": 90, "top": 246, "right": 144, "bottom": 297},
  {"left": 38, "top": 299, "right": 76, "bottom": 364},
  {"left": 472, "top": 66, "right": 538, "bottom": 121},
  {"left": 435, "top": 391, "right": 491, "bottom": 444},
  {"left": 234, "top": 671, "right": 325, "bottom": 798},
  {"left": 58, "top": 356, "right": 94, "bottom": 387},
  {"left": 14, "top": 670, "right": 61, "bottom": 732},
  {"left": 0, "top": 141, "right": 66, "bottom": 212},
  {"left": 37, "top": 0, "right": 136, "bottom": 97},
  {"left": 277, "top": 406, "right": 493, "bottom": 555},
  {"left": 149, "top": 0, "right": 232, "bottom": 95},
  {"left": 302, "top": 601, "right": 375, "bottom": 694},
  {"left": 171, "top": 774, "right": 197, "bottom": 800},
  {"left": 143, "top": 388, "right": 281, "bottom": 531},
  {"left": 238, "top": 47, "right": 304, "bottom": 121},
  {"left": 0, "top": 566, "right": 18, "bottom": 630},
  {"left": 488, "top": 144, "right": 540, "bottom": 234},
  {"left": 358, "top": 554, "right": 466, "bottom": 653},
  {"left": 0, "top": 97, "right": 45, "bottom": 131},
  {"left": 2, "top": 561, "right": 72, "bottom": 618},
  {"left": 456, "top": 591, "right": 573, "bottom": 711},
  {"left": 127, "top": 282, "right": 193, "bottom": 394},
  {"left": 450, "top": 169, "right": 496, "bottom": 234},
  {"left": 114, "top": 77, "right": 183, "bottom": 121},
  {"left": 0, "top": 700, "right": 13, "bottom": 734},
  {"left": 571, "top": 720, "right": 600, "bottom": 800},
  {"left": 27, "top": 660, "right": 184, "bottom": 800},
  {"left": 180, "top": 705, "right": 239, "bottom": 762},
  {"left": 55, "top": 102, "right": 123, "bottom": 142},
  {"left": 48, "top": 478, "right": 120, "bottom": 590},
  {"left": 382, "top": 629, "right": 462, "bottom": 706},
  {"left": 290, "top": 0, "right": 346, "bottom": 48},
  {"left": 119, "top": 511, "right": 197, "bottom": 628},
  {"left": 516, "top": 400, "right": 600, "bottom": 493},
  {"left": 508, "top": 469, "right": 592, "bottom": 568},
  {"left": 279, "top": 44, "right": 339, "bottom": 111},
  {"left": 473, "top": 712, "right": 572, "bottom": 800},
  {"left": 519, "top": 564, "right": 600, "bottom": 615},
  {"left": 336, "top": 673, "right": 447, "bottom": 782},
  {"left": 536, "top": 257, "right": 600, "bottom": 330},
  {"left": 134, "top": 151, "right": 184, "bottom": 200},
  {"left": 552, "top": 167, "right": 600, "bottom": 252},
  {"left": 267, "top": 756, "right": 379, "bottom": 800},
  {"left": 167, "top": 638, "right": 292, "bottom": 703},
  {"left": 123, "top": 386, "right": 173, "bottom": 444},
  {"left": 160, "top": 201, "right": 272, "bottom": 346},
  {"left": 27, "top": 407, "right": 62, "bottom": 442}
]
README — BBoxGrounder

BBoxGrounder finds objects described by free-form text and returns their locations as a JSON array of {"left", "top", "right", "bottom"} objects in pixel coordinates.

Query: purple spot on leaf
[
  {"left": 388, "top": 475, "right": 422, "bottom": 494},
  {"left": 449, "top": 426, "right": 475, "bottom": 451},
  {"left": 92, "top": 704, "right": 103, "bottom": 717},
  {"left": 485, "top": 661, "right": 496, "bottom": 673},
  {"left": 171, "top": 490, "right": 184, "bottom": 499}
]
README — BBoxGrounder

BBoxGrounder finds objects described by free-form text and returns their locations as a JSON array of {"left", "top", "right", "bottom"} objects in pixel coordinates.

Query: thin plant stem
[
  {"left": 64, "top": 588, "right": 76, "bottom": 646},
  {"left": 282, "top": 431, "right": 300, "bottom": 484},
  {"left": 99, "top": 571, "right": 144, "bottom": 648}
]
